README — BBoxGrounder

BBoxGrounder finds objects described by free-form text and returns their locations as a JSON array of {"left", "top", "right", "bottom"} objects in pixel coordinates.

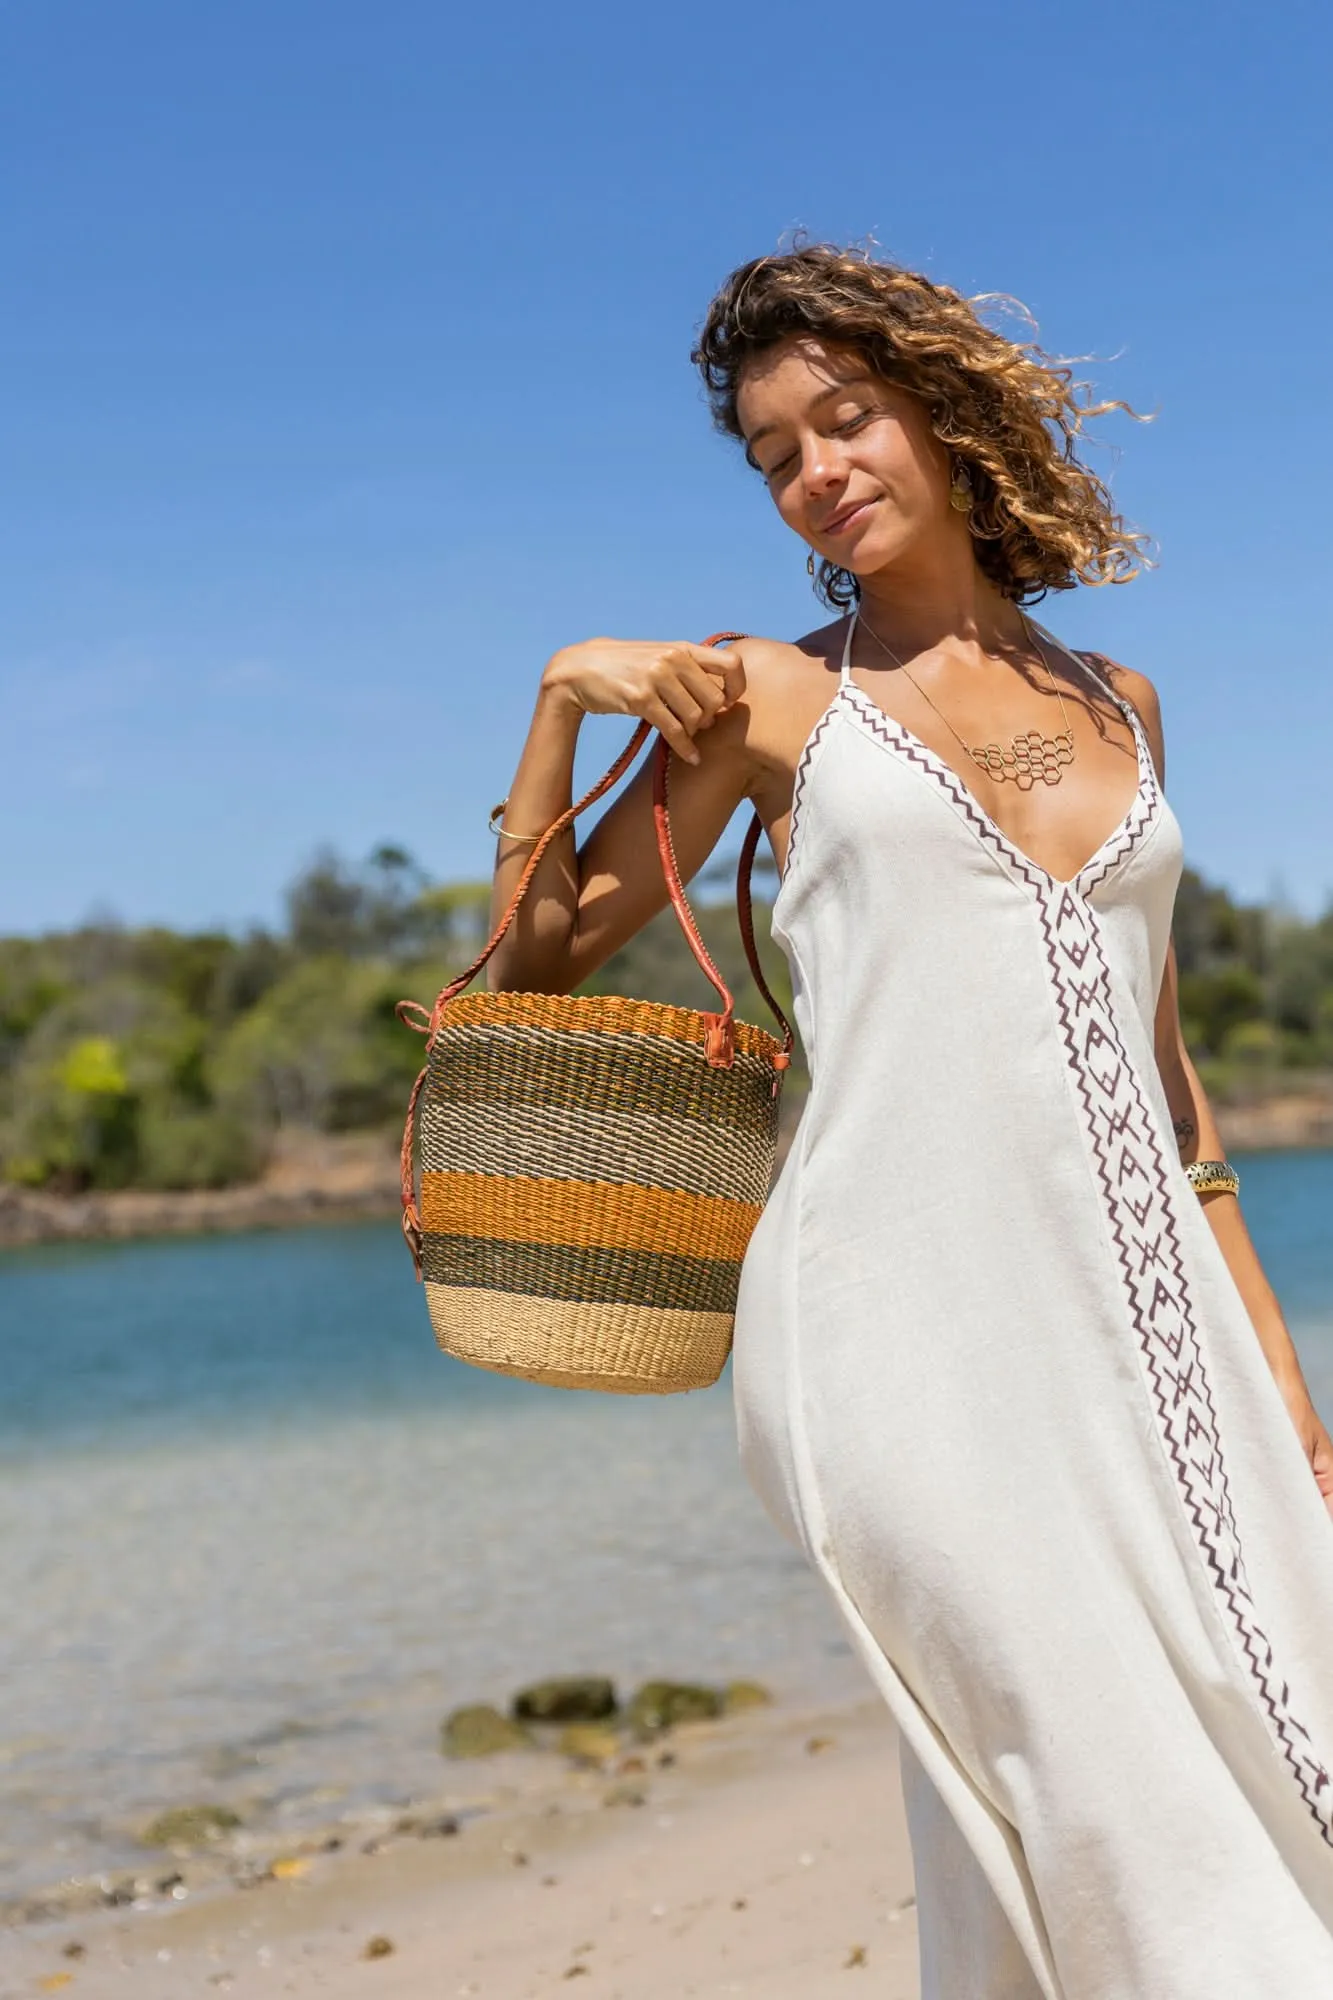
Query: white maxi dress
[{"left": 731, "top": 612, "right": 1333, "bottom": 1998}]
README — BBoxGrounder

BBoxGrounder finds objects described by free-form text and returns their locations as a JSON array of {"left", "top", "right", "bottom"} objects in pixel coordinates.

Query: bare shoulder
[
  {"left": 731, "top": 618, "right": 846, "bottom": 706},
  {"left": 1104, "top": 660, "right": 1161, "bottom": 729},
  {"left": 1088, "top": 652, "right": 1166, "bottom": 779},
  {"left": 732, "top": 617, "right": 845, "bottom": 672},
  {"left": 724, "top": 622, "right": 847, "bottom": 771}
]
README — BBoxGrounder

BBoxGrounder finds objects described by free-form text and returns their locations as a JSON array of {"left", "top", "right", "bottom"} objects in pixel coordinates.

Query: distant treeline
[{"left": 1, "top": 846, "right": 1329, "bottom": 1193}]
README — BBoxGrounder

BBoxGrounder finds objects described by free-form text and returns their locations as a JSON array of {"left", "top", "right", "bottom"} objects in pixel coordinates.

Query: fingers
[
  {"left": 672, "top": 659, "right": 732, "bottom": 731},
  {"left": 641, "top": 695, "right": 704, "bottom": 765},
  {"left": 655, "top": 681, "right": 710, "bottom": 746},
  {"left": 685, "top": 643, "right": 747, "bottom": 707},
  {"left": 552, "top": 638, "right": 746, "bottom": 759},
  {"left": 646, "top": 645, "right": 746, "bottom": 763}
]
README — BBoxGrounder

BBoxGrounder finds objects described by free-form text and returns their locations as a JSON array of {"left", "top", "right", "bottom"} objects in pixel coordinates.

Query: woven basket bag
[{"left": 397, "top": 637, "right": 795, "bottom": 1395}]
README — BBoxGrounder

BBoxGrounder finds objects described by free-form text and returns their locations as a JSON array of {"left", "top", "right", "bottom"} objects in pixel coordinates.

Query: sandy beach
[
  {"left": 3, "top": 1695, "right": 919, "bottom": 2000},
  {"left": 8, "top": 1157, "right": 1332, "bottom": 1998}
]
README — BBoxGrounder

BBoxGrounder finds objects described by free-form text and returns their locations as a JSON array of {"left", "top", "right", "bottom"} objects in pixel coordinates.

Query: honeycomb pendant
[{"left": 969, "top": 728, "right": 1075, "bottom": 792}]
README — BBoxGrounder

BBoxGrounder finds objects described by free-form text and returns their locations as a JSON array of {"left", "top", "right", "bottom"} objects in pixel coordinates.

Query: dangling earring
[
  {"left": 949, "top": 461, "right": 974, "bottom": 513},
  {"left": 806, "top": 548, "right": 817, "bottom": 578}
]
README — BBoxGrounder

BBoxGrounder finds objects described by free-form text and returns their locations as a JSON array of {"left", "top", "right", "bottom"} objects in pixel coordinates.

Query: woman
[{"left": 485, "top": 245, "right": 1333, "bottom": 1996}]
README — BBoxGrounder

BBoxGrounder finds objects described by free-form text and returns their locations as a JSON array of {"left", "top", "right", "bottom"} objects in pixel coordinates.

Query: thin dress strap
[
  {"left": 1026, "top": 612, "right": 1113, "bottom": 697},
  {"left": 1020, "top": 616, "right": 1144, "bottom": 780},
  {"left": 843, "top": 605, "right": 1140, "bottom": 744},
  {"left": 839, "top": 609, "right": 860, "bottom": 687}
]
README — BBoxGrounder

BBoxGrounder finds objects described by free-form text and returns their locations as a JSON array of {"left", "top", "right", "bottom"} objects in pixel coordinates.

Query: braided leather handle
[
  {"left": 650, "top": 633, "right": 793, "bottom": 1070},
  {"left": 396, "top": 633, "right": 796, "bottom": 1273},
  {"left": 735, "top": 806, "right": 795, "bottom": 1060},
  {"left": 396, "top": 715, "right": 655, "bottom": 1047},
  {"left": 398, "top": 634, "right": 793, "bottom": 1058}
]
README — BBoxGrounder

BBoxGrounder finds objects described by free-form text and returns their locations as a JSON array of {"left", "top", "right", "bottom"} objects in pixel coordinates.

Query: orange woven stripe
[
  {"left": 435, "top": 988, "right": 783, "bottom": 1064},
  {"left": 420, "top": 1170, "right": 762, "bottom": 1260}
]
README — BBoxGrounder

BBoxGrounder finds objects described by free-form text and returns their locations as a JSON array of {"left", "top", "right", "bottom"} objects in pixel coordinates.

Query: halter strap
[
  {"left": 838, "top": 610, "right": 859, "bottom": 687},
  {"left": 1024, "top": 613, "right": 1106, "bottom": 690},
  {"left": 848, "top": 604, "right": 1135, "bottom": 736},
  {"left": 1023, "top": 615, "right": 1142, "bottom": 738}
]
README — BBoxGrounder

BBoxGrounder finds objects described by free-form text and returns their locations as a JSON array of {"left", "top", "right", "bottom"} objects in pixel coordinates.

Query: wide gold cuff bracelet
[{"left": 1185, "top": 1159, "right": 1240, "bottom": 1198}]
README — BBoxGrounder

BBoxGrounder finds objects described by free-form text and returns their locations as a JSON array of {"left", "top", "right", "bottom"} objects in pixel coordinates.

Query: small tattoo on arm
[{"left": 1173, "top": 1115, "right": 1196, "bottom": 1157}]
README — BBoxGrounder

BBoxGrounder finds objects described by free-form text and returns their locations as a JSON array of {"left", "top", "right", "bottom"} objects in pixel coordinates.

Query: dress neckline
[{"left": 835, "top": 609, "right": 1158, "bottom": 895}]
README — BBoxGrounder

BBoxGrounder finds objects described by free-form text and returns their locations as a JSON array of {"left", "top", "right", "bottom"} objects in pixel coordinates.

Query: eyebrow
[{"left": 744, "top": 373, "right": 881, "bottom": 453}]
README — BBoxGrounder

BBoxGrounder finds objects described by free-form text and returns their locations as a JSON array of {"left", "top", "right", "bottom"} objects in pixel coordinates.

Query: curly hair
[{"left": 691, "top": 242, "right": 1153, "bottom": 609}]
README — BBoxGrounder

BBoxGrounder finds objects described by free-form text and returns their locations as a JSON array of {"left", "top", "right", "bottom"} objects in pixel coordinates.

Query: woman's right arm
[{"left": 484, "top": 637, "right": 755, "bottom": 995}]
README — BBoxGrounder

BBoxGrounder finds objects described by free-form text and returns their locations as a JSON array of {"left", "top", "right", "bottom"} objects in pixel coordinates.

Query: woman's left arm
[{"left": 1109, "top": 661, "right": 1333, "bottom": 1515}]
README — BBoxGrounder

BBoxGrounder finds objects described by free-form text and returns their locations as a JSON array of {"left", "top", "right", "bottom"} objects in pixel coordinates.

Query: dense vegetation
[{"left": 1, "top": 845, "right": 1329, "bottom": 1193}]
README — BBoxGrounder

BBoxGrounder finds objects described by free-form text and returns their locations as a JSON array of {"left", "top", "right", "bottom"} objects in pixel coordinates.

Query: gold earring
[
  {"left": 806, "top": 549, "right": 817, "bottom": 577},
  {"left": 949, "top": 463, "right": 973, "bottom": 513}
]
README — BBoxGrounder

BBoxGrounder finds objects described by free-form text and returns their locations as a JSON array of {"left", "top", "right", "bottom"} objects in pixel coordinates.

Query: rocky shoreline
[
  {"left": 1213, "top": 1084, "right": 1333, "bottom": 1154},
  {"left": 0, "top": 1129, "right": 401, "bottom": 1250},
  {"left": 2, "top": 1084, "right": 1330, "bottom": 1253},
  {"left": 2, "top": 1673, "right": 777, "bottom": 1933}
]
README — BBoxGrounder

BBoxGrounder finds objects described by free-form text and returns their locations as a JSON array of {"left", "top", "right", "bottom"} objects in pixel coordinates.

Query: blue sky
[{"left": 3, "top": 0, "right": 1330, "bottom": 933}]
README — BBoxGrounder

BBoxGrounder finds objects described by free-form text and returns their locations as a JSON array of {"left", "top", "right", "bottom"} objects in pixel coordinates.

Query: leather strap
[
  {"left": 396, "top": 632, "right": 796, "bottom": 1274},
  {"left": 651, "top": 633, "right": 794, "bottom": 1071},
  {"left": 398, "top": 633, "right": 795, "bottom": 1061},
  {"left": 735, "top": 805, "right": 795, "bottom": 1062},
  {"left": 395, "top": 715, "right": 654, "bottom": 1045}
]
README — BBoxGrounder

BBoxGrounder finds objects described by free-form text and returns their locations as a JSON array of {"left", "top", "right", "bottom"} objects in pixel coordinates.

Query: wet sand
[{"left": 3, "top": 1695, "right": 920, "bottom": 2000}]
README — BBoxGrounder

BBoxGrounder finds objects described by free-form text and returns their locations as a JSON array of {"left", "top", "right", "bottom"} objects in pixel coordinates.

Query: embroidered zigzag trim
[
  {"left": 842, "top": 683, "right": 1156, "bottom": 899},
  {"left": 781, "top": 696, "right": 843, "bottom": 890},
  {"left": 793, "top": 658, "right": 1331, "bottom": 1843},
  {"left": 1037, "top": 880, "right": 1333, "bottom": 1848},
  {"left": 841, "top": 688, "right": 1046, "bottom": 891},
  {"left": 1074, "top": 686, "right": 1160, "bottom": 894}
]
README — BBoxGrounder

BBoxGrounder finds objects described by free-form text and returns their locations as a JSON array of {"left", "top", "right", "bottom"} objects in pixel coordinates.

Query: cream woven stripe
[
  {"left": 429, "top": 1017, "right": 776, "bottom": 1100},
  {"left": 424, "top": 1284, "right": 732, "bottom": 1395},
  {"left": 419, "top": 1098, "right": 777, "bottom": 1205}
]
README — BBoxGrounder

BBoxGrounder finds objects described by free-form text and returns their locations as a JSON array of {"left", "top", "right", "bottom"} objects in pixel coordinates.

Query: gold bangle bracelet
[
  {"left": 1185, "top": 1159, "right": 1240, "bottom": 1198},
  {"left": 487, "top": 798, "right": 544, "bottom": 844}
]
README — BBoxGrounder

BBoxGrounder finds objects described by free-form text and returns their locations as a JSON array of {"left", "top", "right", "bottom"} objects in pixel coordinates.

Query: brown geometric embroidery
[
  {"left": 823, "top": 666, "right": 1333, "bottom": 1850},
  {"left": 840, "top": 652, "right": 1159, "bottom": 898},
  {"left": 1036, "top": 880, "right": 1333, "bottom": 1850}
]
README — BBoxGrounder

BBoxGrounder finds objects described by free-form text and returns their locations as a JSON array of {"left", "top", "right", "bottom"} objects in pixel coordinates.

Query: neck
[{"left": 854, "top": 542, "right": 1026, "bottom": 658}]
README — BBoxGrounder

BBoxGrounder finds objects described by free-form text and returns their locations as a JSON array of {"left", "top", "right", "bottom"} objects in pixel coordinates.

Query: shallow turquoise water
[
  {"left": 2, "top": 1151, "right": 1331, "bottom": 1903},
  {"left": 1, "top": 1216, "right": 530, "bottom": 1455},
  {"left": 7, "top": 1149, "right": 1331, "bottom": 1452}
]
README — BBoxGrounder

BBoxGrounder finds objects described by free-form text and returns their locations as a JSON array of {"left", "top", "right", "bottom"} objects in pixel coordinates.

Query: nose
[{"left": 800, "top": 435, "right": 846, "bottom": 496}]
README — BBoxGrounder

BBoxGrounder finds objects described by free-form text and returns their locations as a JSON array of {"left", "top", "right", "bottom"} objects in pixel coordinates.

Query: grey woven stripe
[
  {"left": 421, "top": 1233, "right": 741, "bottom": 1313},
  {"left": 419, "top": 1097, "right": 776, "bottom": 1205},
  {"left": 426, "top": 1018, "right": 776, "bottom": 1132}
]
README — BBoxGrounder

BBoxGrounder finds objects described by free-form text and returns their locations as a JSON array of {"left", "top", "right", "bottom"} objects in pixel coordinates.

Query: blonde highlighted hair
[{"left": 692, "top": 242, "right": 1153, "bottom": 607}]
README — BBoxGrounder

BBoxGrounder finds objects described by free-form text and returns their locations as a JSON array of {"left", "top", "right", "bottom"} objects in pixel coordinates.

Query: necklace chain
[{"left": 855, "top": 607, "right": 1077, "bottom": 791}]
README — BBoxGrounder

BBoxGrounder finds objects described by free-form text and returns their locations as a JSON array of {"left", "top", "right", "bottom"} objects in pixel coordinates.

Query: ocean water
[{"left": 3, "top": 1149, "right": 1333, "bottom": 1903}]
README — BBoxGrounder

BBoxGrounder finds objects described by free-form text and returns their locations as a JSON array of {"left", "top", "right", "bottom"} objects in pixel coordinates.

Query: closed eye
[
  {"left": 756, "top": 409, "right": 875, "bottom": 483},
  {"left": 760, "top": 448, "right": 797, "bottom": 482}
]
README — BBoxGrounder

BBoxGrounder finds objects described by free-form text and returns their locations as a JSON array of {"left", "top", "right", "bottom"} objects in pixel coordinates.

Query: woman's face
[{"left": 735, "top": 336, "right": 956, "bottom": 579}]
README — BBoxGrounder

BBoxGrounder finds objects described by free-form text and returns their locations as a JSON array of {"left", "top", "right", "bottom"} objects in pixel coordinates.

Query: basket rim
[{"left": 434, "top": 987, "right": 787, "bottom": 1058}]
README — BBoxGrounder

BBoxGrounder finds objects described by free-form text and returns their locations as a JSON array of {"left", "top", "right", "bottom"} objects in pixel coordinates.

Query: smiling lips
[{"left": 818, "top": 497, "right": 877, "bottom": 537}]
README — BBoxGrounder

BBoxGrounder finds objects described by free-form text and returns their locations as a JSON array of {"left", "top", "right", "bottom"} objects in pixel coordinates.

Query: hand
[
  {"left": 541, "top": 639, "right": 746, "bottom": 766},
  {"left": 1283, "top": 1387, "right": 1333, "bottom": 1518}
]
